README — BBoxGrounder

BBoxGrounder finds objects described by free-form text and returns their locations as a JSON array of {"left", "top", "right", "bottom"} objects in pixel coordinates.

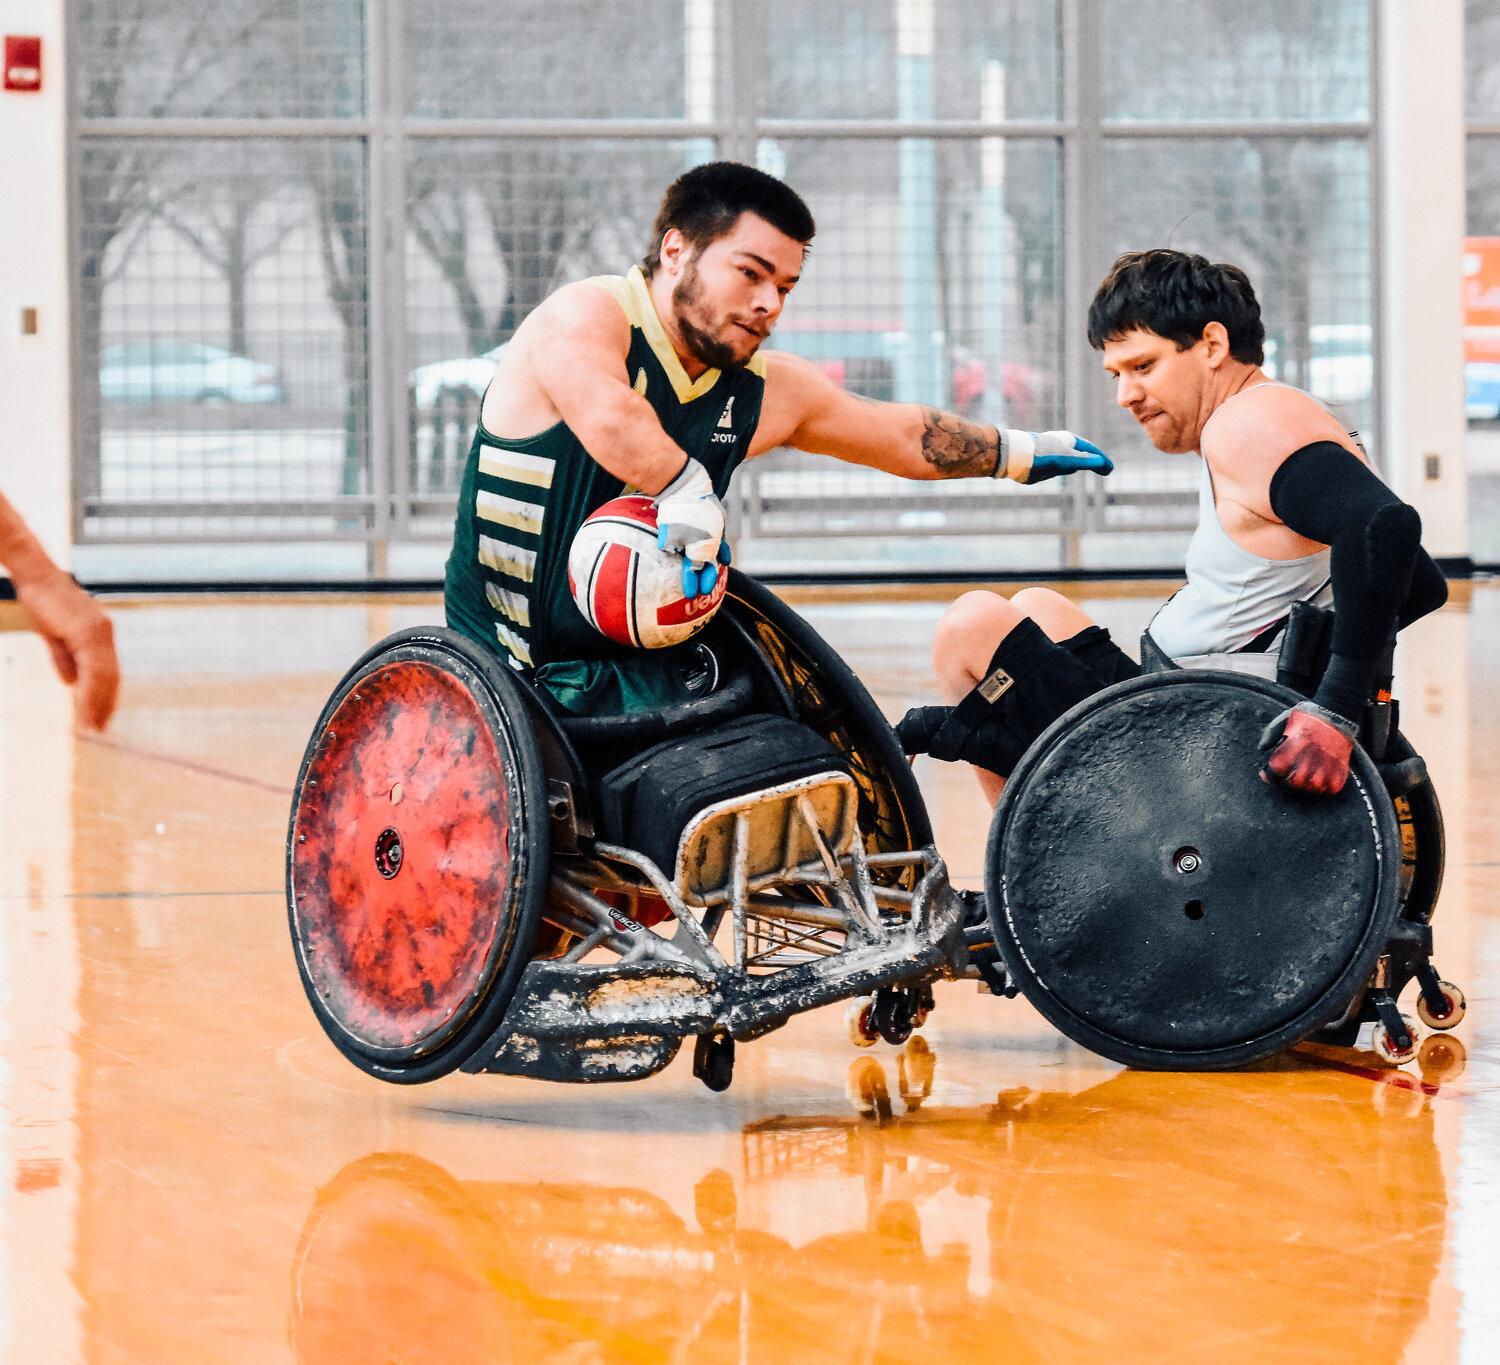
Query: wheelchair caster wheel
[
  {"left": 846, "top": 996, "right": 880, "bottom": 1048},
  {"left": 870, "top": 988, "right": 916, "bottom": 1046},
  {"left": 1415, "top": 981, "right": 1466, "bottom": 1031},
  {"left": 693, "top": 1032, "right": 735, "bottom": 1092},
  {"left": 1371, "top": 1015, "right": 1420, "bottom": 1067},
  {"left": 1418, "top": 1033, "right": 1466, "bottom": 1085}
]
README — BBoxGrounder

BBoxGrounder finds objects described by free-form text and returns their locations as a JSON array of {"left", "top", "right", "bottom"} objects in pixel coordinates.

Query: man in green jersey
[{"left": 444, "top": 161, "right": 1112, "bottom": 714}]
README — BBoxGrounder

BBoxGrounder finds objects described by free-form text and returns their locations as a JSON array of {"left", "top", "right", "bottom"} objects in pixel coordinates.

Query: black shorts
[
  {"left": 972, "top": 625, "right": 1141, "bottom": 777},
  {"left": 1063, "top": 624, "right": 1142, "bottom": 688}
]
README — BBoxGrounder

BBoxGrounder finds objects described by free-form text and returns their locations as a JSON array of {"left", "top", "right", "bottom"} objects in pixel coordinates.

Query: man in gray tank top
[{"left": 898, "top": 249, "right": 1447, "bottom": 800}]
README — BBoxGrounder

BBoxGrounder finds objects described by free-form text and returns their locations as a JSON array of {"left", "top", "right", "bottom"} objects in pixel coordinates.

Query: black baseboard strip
[{"left": 0, "top": 557, "right": 1489, "bottom": 601}]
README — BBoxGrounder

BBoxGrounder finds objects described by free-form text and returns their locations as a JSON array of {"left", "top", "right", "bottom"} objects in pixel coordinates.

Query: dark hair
[
  {"left": 641, "top": 161, "right": 815, "bottom": 276},
  {"left": 1087, "top": 249, "right": 1265, "bottom": 365}
]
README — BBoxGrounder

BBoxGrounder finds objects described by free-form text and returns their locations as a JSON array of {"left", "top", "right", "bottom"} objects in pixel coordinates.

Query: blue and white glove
[
  {"left": 995, "top": 429, "right": 1113, "bottom": 484},
  {"left": 654, "top": 457, "right": 728, "bottom": 598}
]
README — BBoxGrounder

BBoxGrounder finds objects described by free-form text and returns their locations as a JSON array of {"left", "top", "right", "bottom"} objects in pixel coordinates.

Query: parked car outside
[
  {"left": 100, "top": 340, "right": 284, "bottom": 404},
  {"left": 406, "top": 345, "right": 507, "bottom": 494},
  {"left": 408, "top": 344, "right": 506, "bottom": 413}
]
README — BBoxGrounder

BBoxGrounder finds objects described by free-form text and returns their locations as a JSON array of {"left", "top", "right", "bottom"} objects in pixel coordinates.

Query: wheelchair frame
[{"left": 287, "top": 572, "right": 965, "bottom": 1091}]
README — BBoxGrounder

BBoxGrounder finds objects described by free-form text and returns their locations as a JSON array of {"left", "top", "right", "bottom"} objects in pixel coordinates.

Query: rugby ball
[{"left": 567, "top": 495, "right": 728, "bottom": 648}]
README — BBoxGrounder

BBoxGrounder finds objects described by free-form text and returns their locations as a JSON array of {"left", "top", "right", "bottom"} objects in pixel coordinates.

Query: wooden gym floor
[{"left": 0, "top": 580, "right": 1495, "bottom": 1363}]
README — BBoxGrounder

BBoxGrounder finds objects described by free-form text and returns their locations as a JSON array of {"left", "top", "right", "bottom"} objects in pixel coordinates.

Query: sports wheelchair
[
  {"left": 979, "top": 599, "right": 1463, "bottom": 1070},
  {"left": 287, "top": 578, "right": 1462, "bottom": 1089},
  {"left": 287, "top": 572, "right": 964, "bottom": 1092}
]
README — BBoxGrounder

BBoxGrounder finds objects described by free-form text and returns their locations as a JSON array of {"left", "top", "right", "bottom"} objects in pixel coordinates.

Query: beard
[{"left": 671, "top": 256, "right": 761, "bottom": 370}]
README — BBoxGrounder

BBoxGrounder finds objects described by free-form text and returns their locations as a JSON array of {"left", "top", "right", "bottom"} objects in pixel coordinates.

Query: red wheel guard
[{"left": 292, "top": 660, "right": 514, "bottom": 1052}]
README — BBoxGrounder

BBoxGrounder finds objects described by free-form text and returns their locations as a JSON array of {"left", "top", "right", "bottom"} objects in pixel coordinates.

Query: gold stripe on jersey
[
  {"left": 587, "top": 266, "right": 767, "bottom": 405},
  {"left": 478, "top": 448, "right": 556, "bottom": 489},
  {"left": 485, "top": 580, "right": 532, "bottom": 628},
  {"left": 494, "top": 620, "right": 533, "bottom": 667},
  {"left": 476, "top": 489, "right": 544, "bottom": 535},
  {"left": 477, "top": 534, "right": 536, "bottom": 582}
]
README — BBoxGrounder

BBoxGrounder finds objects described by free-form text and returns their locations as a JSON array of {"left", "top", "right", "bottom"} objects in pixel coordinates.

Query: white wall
[
  {"left": 1381, "top": 0, "right": 1469, "bottom": 556},
  {"left": 0, "top": 0, "right": 70, "bottom": 570}
]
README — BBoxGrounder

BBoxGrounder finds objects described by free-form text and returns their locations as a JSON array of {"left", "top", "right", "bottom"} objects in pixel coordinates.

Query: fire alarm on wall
[{"left": 4, "top": 36, "right": 43, "bottom": 92}]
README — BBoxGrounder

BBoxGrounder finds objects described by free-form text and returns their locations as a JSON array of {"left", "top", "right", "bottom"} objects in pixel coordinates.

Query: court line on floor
[
  {"left": 0, "top": 889, "right": 284, "bottom": 901},
  {"left": 78, "top": 732, "right": 293, "bottom": 795}
]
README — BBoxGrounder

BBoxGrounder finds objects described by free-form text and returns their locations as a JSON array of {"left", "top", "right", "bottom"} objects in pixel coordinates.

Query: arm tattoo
[{"left": 920, "top": 408, "right": 1000, "bottom": 477}]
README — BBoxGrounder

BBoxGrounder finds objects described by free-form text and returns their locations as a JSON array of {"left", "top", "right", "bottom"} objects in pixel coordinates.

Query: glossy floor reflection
[{"left": 0, "top": 583, "right": 1495, "bottom": 1363}]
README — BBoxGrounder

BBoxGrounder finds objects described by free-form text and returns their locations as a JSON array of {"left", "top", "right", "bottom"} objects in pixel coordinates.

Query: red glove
[{"left": 1258, "top": 702, "right": 1359, "bottom": 795}]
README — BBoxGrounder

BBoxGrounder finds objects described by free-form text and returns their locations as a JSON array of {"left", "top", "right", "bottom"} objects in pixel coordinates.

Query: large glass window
[
  {"left": 1466, "top": 1, "right": 1500, "bottom": 564},
  {"left": 71, "top": 0, "right": 1379, "bottom": 577},
  {"left": 1097, "top": 137, "right": 1373, "bottom": 460},
  {"left": 75, "top": 0, "right": 365, "bottom": 120},
  {"left": 1101, "top": 0, "right": 1369, "bottom": 123},
  {"left": 76, "top": 140, "right": 370, "bottom": 546},
  {"left": 1466, "top": 0, "right": 1500, "bottom": 123},
  {"left": 404, "top": 139, "right": 690, "bottom": 512},
  {"left": 404, "top": 1, "right": 692, "bottom": 121}
]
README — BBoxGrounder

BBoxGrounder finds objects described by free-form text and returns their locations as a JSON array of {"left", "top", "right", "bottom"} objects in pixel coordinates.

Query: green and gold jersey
[{"left": 444, "top": 266, "right": 766, "bottom": 673}]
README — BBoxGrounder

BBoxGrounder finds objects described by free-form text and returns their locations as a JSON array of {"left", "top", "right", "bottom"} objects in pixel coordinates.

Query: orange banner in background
[{"left": 1463, "top": 237, "right": 1500, "bottom": 362}]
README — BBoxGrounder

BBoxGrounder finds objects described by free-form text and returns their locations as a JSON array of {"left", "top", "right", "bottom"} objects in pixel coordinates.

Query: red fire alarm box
[{"left": 4, "top": 36, "right": 42, "bottom": 92}]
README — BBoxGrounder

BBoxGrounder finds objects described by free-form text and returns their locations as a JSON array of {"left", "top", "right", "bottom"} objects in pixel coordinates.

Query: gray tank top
[{"left": 1147, "top": 384, "right": 1332, "bottom": 665}]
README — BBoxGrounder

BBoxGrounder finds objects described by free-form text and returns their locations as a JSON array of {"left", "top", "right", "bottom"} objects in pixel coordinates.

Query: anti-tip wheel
[
  {"left": 870, "top": 988, "right": 916, "bottom": 1046},
  {"left": 845, "top": 996, "right": 879, "bottom": 1048},
  {"left": 1415, "top": 981, "right": 1466, "bottom": 1031},
  {"left": 1371, "top": 1014, "right": 1420, "bottom": 1066},
  {"left": 692, "top": 1032, "right": 735, "bottom": 1092}
]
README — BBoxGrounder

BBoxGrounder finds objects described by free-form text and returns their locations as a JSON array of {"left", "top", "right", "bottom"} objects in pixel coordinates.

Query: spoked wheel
[
  {"left": 985, "top": 671, "right": 1402, "bottom": 1071},
  {"left": 287, "top": 628, "right": 547, "bottom": 1083}
]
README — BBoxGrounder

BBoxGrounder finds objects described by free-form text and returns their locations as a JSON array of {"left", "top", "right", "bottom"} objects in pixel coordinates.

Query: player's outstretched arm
[
  {"left": 753, "top": 351, "right": 1112, "bottom": 483},
  {"left": 0, "top": 492, "right": 118, "bottom": 730}
]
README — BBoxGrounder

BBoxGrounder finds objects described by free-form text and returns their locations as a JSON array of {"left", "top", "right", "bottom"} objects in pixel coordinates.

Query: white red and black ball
[{"left": 567, "top": 495, "right": 728, "bottom": 649}]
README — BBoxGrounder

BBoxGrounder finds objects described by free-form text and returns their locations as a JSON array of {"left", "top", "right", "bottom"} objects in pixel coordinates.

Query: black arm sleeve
[{"left": 1268, "top": 441, "right": 1446, "bottom": 720}]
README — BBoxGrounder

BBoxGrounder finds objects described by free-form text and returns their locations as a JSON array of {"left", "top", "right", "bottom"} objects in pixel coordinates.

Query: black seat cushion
[{"left": 594, "top": 714, "right": 851, "bottom": 874}]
